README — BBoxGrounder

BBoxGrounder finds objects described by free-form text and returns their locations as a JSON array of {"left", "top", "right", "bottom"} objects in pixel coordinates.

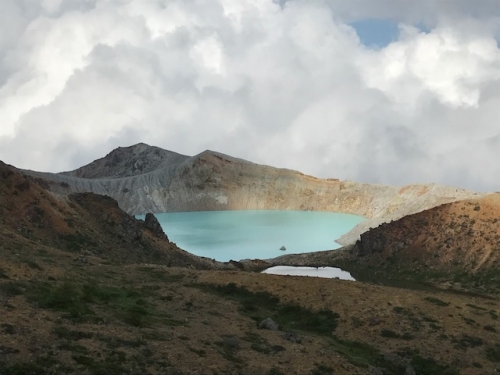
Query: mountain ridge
[
  {"left": 21, "top": 143, "right": 484, "bottom": 245},
  {"left": 60, "top": 143, "right": 190, "bottom": 179}
]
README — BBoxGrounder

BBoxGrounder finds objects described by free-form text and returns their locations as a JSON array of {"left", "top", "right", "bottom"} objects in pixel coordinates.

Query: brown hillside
[
  {"left": 0, "top": 161, "right": 223, "bottom": 269},
  {"left": 353, "top": 194, "right": 500, "bottom": 272},
  {"left": 2, "top": 160, "right": 500, "bottom": 374},
  {"left": 343, "top": 194, "right": 500, "bottom": 294}
]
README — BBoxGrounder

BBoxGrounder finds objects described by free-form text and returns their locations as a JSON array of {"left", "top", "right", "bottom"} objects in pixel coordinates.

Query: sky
[{"left": 0, "top": 0, "right": 499, "bottom": 192}]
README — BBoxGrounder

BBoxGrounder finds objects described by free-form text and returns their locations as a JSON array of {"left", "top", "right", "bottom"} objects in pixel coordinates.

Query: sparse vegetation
[
  {"left": 484, "top": 325, "right": 497, "bottom": 332},
  {"left": 53, "top": 325, "right": 93, "bottom": 340},
  {"left": 22, "top": 259, "right": 43, "bottom": 270},
  {"left": 1, "top": 161, "right": 500, "bottom": 374},
  {"left": 485, "top": 344, "right": 500, "bottom": 362},
  {"left": 0, "top": 266, "right": 8, "bottom": 279},
  {"left": 244, "top": 332, "right": 285, "bottom": 355},
  {"left": 58, "top": 232, "right": 97, "bottom": 252},
  {"left": 195, "top": 282, "right": 340, "bottom": 335},
  {"left": 381, "top": 329, "right": 414, "bottom": 340},
  {"left": 452, "top": 334, "right": 484, "bottom": 349},
  {"left": 0, "top": 281, "right": 26, "bottom": 297},
  {"left": 424, "top": 296, "right": 450, "bottom": 307},
  {"left": 329, "top": 338, "right": 381, "bottom": 368},
  {"left": 1, "top": 323, "right": 16, "bottom": 335},
  {"left": 311, "top": 363, "right": 334, "bottom": 375},
  {"left": 27, "top": 279, "right": 157, "bottom": 326},
  {"left": 410, "top": 355, "right": 459, "bottom": 375}
]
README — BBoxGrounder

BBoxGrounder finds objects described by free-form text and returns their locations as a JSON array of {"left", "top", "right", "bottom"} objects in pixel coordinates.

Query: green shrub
[
  {"left": 424, "top": 297, "right": 450, "bottom": 307},
  {"left": 0, "top": 267, "right": 8, "bottom": 279},
  {"left": 484, "top": 325, "right": 497, "bottom": 333},
  {"left": 381, "top": 329, "right": 414, "bottom": 340},
  {"left": 329, "top": 338, "right": 381, "bottom": 368},
  {"left": 53, "top": 326, "right": 93, "bottom": 340},
  {"left": 30, "top": 281, "right": 92, "bottom": 321},
  {"left": 0, "top": 281, "right": 26, "bottom": 297},
  {"left": 381, "top": 329, "right": 399, "bottom": 338},
  {"left": 410, "top": 355, "right": 459, "bottom": 375},
  {"left": 452, "top": 334, "right": 483, "bottom": 349},
  {"left": 485, "top": 344, "right": 500, "bottom": 362},
  {"left": 29, "top": 279, "right": 155, "bottom": 326},
  {"left": 311, "top": 363, "right": 334, "bottom": 375}
]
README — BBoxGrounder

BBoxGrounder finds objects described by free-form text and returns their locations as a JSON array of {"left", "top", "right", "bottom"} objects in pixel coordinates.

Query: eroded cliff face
[{"left": 21, "top": 144, "right": 484, "bottom": 245}]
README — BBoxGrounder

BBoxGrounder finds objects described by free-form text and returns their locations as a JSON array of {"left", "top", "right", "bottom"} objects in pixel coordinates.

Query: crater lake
[{"left": 137, "top": 210, "right": 365, "bottom": 262}]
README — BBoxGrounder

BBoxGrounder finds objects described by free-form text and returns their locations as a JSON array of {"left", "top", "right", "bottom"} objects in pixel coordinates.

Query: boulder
[
  {"left": 283, "top": 331, "right": 301, "bottom": 343},
  {"left": 258, "top": 318, "right": 279, "bottom": 331}
]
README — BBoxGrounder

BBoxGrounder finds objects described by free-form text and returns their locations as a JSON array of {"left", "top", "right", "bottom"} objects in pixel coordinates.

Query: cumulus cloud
[{"left": 0, "top": 0, "right": 499, "bottom": 191}]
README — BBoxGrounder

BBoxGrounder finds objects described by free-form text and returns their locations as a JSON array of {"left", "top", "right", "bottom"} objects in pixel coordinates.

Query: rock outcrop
[
  {"left": 143, "top": 213, "right": 169, "bottom": 241},
  {"left": 21, "top": 143, "right": 484, "bottom": 245}
]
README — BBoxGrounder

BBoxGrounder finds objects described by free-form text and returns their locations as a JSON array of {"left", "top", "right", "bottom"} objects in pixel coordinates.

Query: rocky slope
[
  {"left": 352, "top": 194, "right": 500, "bottom": 270},
  {"left": 350, "top": 193, "right": 500, "bottom": 290},
  {"left": 272, "top": 194, "right": 500, "bottom": 294},
  {"left": 0, "top": 160, "right": 229, "bottom": 269},
  {"left": 61, "top": 143, "right": 189, "bottom": 179},
  {"left": 22, "top": 143, "right": 483, "bottom": 245}
]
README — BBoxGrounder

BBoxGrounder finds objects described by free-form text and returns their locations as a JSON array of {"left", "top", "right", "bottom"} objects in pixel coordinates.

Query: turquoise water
[{"left": 137, "top": 210, "right": 364, "bottom": 262}]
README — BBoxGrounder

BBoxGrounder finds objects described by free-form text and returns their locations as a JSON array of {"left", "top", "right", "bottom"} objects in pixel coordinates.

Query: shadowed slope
[{"left": 0, "top": 160, "right": 222, "bottom": 269}]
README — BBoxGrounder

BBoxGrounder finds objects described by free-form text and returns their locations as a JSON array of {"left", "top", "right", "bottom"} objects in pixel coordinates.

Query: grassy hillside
[{"left": 1, "top": 161, "right": 499, "bottom": 374}]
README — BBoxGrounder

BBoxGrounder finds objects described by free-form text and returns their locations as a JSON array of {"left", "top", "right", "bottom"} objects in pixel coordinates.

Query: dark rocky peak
[
  {"left": 60, "top": 143, "right": 190, "bottom": 179},
  {"left": 143, "top": 213, "right": 169, "bottom": 241}
]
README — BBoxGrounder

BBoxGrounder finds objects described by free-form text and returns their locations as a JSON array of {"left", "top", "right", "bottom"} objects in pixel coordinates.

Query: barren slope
[
  {"left": 61, "top": 143, "right": 189, "bottom": 179},
  {"left": 349, "top": 194, "right": 500, "bottom": 289}
]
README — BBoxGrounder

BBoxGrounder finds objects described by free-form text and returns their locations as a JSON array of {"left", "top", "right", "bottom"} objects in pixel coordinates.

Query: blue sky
[
  {"left": 351, "top": 18, "right": 400, "bottom": 48},
  {"left": 0, "top": 0, "right": 499, "bottom": 191}
]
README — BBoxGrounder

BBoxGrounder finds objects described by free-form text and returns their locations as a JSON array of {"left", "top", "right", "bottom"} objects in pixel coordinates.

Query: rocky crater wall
[{"left": 21, "top": 145, "right": 483, "bottom": 245}]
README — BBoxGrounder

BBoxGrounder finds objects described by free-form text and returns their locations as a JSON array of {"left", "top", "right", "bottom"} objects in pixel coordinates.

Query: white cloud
[
  {"left": 362, "top": 24, "right": 500, "bottom": 109},
  {"left": 0, "top": 0, "right": 499, "bottom": 192}
]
